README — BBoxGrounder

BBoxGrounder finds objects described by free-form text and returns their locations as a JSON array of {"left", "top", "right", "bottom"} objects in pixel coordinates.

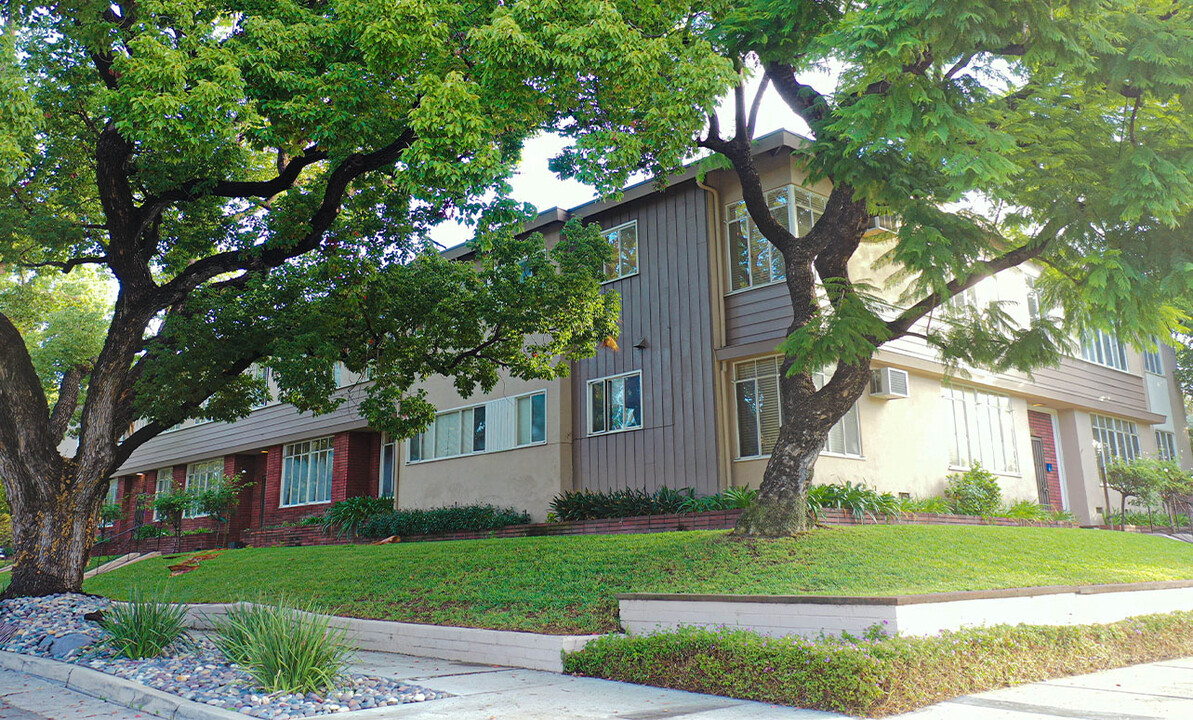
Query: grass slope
[{"left": 82, "top": 525, "right": 1193, "bottom": 634}]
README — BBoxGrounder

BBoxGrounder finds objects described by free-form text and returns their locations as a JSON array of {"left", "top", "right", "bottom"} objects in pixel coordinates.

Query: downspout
[{"left": 697, "top": 178, "right": 735, "bottom": 492}]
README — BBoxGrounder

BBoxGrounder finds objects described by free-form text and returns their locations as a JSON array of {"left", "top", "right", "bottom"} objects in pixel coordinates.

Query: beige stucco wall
[
  {"left": 727, "top": 364, "right": 1040, "bottom": 503},
  {"left": 395, "top": 373, "right": 571, "bottom": 522}
]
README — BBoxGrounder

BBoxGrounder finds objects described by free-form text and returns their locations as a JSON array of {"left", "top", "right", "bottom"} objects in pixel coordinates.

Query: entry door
[{"left": 1031, "top": 437, "right": 1051, "bottom": 507}]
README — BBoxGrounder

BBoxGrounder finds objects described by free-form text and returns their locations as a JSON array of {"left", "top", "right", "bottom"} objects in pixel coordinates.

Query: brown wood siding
[
  {"left": 570, "top": 181, "right": 720, "bottom": 496},
  {"left": 724, "top": 282, "right": 791, "bottom": 347},
  {"left": 1027, "top": 358, "right": 1149, "bottom": 416},
  {"left": 115, "top": 387, "right": 371, "bottom": 475}
]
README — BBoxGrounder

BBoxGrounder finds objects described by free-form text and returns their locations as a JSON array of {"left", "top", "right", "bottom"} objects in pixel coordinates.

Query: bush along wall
[
  {"left": 563, "top": 612, "right": 1193, "bottom": 717},
  {"left": 360, "top": 504, "right": 531, "bottom": 538}
]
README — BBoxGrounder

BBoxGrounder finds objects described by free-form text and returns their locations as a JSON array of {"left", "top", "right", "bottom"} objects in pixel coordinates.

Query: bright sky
[{"left": 428, "top": 66, "right": 838, "bottom": 250}]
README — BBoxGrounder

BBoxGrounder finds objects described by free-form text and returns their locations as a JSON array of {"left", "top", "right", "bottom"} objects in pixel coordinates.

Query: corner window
[
  {"left": 379, "top": 437, "right": 396, "bottom": 498},
  {"left": 943, "top": 385, "right": 1019, "bottom": 474},
  {"left": 726, "top": 185, "right": 826, "bottom": 292},
  {"left": 280, "top": 437, "right": 334, "bottom": 507},
  {"left": 1081, "top": 329, "right": 1128, "bottom": 371},
  {"left": 408, "top": 391, "right": 546, "bottom": 463},
  {"left": 185, "top": 458, "right": 225, "bottom": 517},
  {"left": 602, "top": 221, "right": 638, "bottom": 282},
  {"left": 1156, "top": 430, "right": 1178, "bottom": 462},
  {"left": 588, "top": 372, "right": 643, "bottom": 435},
  {"left": 1091, "top": 414, "right": 1139, "bottom": 467}
]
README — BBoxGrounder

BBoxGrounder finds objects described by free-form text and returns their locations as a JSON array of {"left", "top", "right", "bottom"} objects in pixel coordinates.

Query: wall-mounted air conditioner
[
  {"left": 866, "top": 213, "right": 901, "bottom": 234},
  {"left": 869, "top": 367, "right": 910, "bottom": 399}
]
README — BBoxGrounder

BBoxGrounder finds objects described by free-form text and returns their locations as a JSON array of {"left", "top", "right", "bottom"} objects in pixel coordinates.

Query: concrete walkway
[
  {"left": 4, "top": 652, "right": 1193, "bottom": 719},
  {"left": 0, "top": 670, "right": 147, "bottom": 720}
]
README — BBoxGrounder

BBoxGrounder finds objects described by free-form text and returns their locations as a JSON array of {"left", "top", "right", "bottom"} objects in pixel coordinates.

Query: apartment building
[{"left": 105, "top": 130, "right": 1192, "bottom": 540}]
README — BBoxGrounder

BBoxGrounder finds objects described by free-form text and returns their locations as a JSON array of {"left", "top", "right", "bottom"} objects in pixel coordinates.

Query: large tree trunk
[
  {"left": 734, "top": 426, "right": 824, "bottom": 535},
  {"left": 1, "top": 465, "right": 105, "bottom": 598}
]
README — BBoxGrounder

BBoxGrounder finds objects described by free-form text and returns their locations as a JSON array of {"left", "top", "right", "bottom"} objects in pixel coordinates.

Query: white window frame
[
  {"left": 588, "top": 371, "right": 644, "bottom": 436},
  {"left": 1156, "top": 430, "right": 1178, "bottom": 462},
  {"left": 184, "top": 458, "right": 225, "bottom": 517},
  {"left": 1143, "top": 337, "right": 1164, "bottom": 375},
  {"left": 725, "top": 185, "right": 827, "bottom": 294},
  {"left": 601, "top": 220, "right": 639, "bottom": 283},
  {"left": 943, "top": 384, "right": 1020, "bottom": 475},
  {"left": 379, "top": 435, "right": 396, "bottom": 498},
  {"left": 101, "top": 480, "right": 120, "bottom": 527},
  {"left": 280, "top": 436, "right": 335, "bottom": 508},
  {"left": 1091, "top": 414, "right": 1140, "bottom": 467},
  {"left": 732, "top": 357, "right": 862, "bottom": 460},
  {"left": 407, "top": 390, "right": 548, "bottom": 464},
  {"left": 152, "top": 467, "right": 174, "bottom": 521},
  {"left": 1081, "top": 329, "right": 1129, "bottom": 371},
  {"left": 733, "top": 357, "right": 782, "bottom": 460}
]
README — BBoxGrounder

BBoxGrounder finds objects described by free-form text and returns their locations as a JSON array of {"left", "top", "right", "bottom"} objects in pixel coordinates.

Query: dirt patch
[{"left": 167, "top": 551, "right": 223, "bottom": 576}]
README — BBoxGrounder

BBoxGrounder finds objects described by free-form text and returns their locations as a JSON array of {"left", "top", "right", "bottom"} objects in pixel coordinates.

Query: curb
[{"left": 0, "top": 650, "right": 243, "bottom": 720}]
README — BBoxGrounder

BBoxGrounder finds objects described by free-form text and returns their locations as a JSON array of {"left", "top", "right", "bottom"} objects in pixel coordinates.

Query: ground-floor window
[
  {"left": 379, "top": 437, "right": 396, "bottom": 497},
  {"left": 943, "top": 384, "right": 1019, "bottom": 474},
  {"left": 733, "top": 357, "right": 862, "bottom": 459},
  {"left": 1156, "top": 429, "right": 1177, "bottom": 462},
  {"left": 408, "top": 391, "right": 548, "bottom": 463},
  {"left": 185, "top": 458, "right": 225, "bottom": 517},
  {"left": 153, "top": 467, "right": 174, "bottom": 521},
  {"left": 280, "top": 437, "right": 334, "bottom": 507},
  {"left": 102, "top": 479, "right": 119, "bottom": 526},
  {"left": 588, "top": 372, "right": 642, "bottom": 435},
  {"left": 1090, "top": 414, "right": 1140, "bottom": 467}
]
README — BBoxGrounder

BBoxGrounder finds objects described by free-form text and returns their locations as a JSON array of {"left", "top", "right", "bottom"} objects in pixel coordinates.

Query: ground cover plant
[
  {"left": 82, "top": 526, "right": 1193, "bottom": 635},
  {"left": 564, "top": 612, "right": 1193, "bottom": 716}
]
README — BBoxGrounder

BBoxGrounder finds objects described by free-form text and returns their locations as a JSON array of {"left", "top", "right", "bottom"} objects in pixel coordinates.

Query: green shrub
[
  {"left": 944, "top": 464, "right": 1001, "bottom": 516},
  {"left": 807, "top": 482, "right": 900, "bottom": 520},
  {"left": 320, "top": 496, "right": 393, "bottom": 537},
  {"left": 100, "top": 502, "right": 124, "bottom": 526},
  {"left": 361, "top": 504, "right": 531, "bottom": 538},
  {"left": 133, "top": 524, "right": 169, "bottom": 540},
  {"left": 677, "top": 486, "right": 758, "bottom": 514},
  {"left": 896, "top": 495, "right": 953, "bottom": 514},
  {"left": 194, "top": 473, "right": 254, "bottom": 546},
  {"left": 550, "top": 487, "right": 695, "bottom": 521},
  {"left": 98, "top": 587, "right": 190, "bottom": 659},
  {"left": 565, "top": 612, "right": 1193, "bottom": 717},
  {"left": 213, "top": 602, "right": 351, "bottom": 694},
  {"left": 995, "top": 500, "right": 1051, "bottom": 521}
]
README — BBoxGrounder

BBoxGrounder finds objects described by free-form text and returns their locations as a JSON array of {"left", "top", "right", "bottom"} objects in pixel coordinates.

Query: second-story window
[
  {"left": 408, "top": 391, "right": 547, "bottom": 463},
  {"left": 1144, "top": 337, "right": 1164, "bottom": 374},
  {"left": 726, "top": 185, "right": 826, "bottom": 292},
  {"left": 602, "top": 221, "right": 638, "bottom": 282},
  {"left": 1081, "top": 329, "right": 1128, "bottom": 371}
]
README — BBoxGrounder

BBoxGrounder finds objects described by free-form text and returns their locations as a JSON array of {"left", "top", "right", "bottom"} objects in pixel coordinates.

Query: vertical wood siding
[{"left": 570, "top": 182, "right": 719, "bottom": 496}]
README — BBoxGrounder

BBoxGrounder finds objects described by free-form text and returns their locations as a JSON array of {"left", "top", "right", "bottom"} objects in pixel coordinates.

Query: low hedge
[
  {"left": 360, "top": 504, "right": 530, "bottom": 538},
  {"left": 564, "top": 612, "right": 1193, "bottom": 717}
]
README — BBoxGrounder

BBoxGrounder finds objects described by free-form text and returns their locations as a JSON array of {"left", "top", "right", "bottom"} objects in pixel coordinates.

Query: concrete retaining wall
[
  {"left": 184, "top": 603, "right": 598, "bottom": 673},
  {"left": 618, "top": 579, "right": 1193, "bottom": 639}
]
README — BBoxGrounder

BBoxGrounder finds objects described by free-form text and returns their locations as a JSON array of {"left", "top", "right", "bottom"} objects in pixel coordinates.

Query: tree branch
[
  {"left": 883, "top": 220, "right": 1066, "bottom": 341},
  {"left": 746, "top": 74, "right": 770, "bottom": 138},
  {"left": 0, "top": 311, "right": 56, "bottom": 469},
  {"left": 19, "top": 256, "right": 109, "bottom": 273},
  {"left": 49, "top": 364, "right": 89, "bottom": 446},
  {"left": 765, "top": 62, "right": 829, "bottom": 130}
]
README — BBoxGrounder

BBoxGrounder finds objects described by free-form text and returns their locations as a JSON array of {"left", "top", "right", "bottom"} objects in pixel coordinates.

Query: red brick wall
[{"left": 1028, "top": 410, "right": 1065, "bottom": 511}]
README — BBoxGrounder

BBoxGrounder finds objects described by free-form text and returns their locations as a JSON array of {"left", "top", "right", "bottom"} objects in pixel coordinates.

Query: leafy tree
[
  {"left": 1104, "top": 458, "right": 1165, "bottom": 532},
  {"left": 0, "top": 1, "right": 733, "bottom": 596},
  {"left": 1156, "top": 461, "right": 1193, "bottom": 534},
  {"left": 193, "top": 473, "right": 253, "bottom": 547},
  {"left": 653, "top": 0, "right": 1193, "bottom": 535},
  {"left": 147, "top": 490, "right": 196, "bottom": 554}
]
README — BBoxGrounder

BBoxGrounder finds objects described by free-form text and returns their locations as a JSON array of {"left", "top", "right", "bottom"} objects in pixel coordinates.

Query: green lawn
[{"left": 77, "top": 525, "right": 1193, "bottom": 634}]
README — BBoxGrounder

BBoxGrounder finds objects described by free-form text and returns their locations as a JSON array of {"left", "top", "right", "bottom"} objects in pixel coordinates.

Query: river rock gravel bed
[{"left": 0, "top": 594, "right": 445, "bottom": 718}]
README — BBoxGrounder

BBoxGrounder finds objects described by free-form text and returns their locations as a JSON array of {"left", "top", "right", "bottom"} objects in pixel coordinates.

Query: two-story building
[{"left": 105, "top": 130, "right": 1193, "bottom": 541}]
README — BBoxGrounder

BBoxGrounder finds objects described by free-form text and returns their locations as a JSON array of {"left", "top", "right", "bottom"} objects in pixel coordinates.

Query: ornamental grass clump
[
  {"left": 212, "top": 602, "right": 352, "bottom": 695},
  {"left": 97, "top": 587, "right": 190, "bottom": 659}
]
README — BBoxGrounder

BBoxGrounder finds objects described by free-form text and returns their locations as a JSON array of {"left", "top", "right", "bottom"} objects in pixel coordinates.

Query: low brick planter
[{"left": 235, "top": 507, "right": 1076, "bottom": 549}]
